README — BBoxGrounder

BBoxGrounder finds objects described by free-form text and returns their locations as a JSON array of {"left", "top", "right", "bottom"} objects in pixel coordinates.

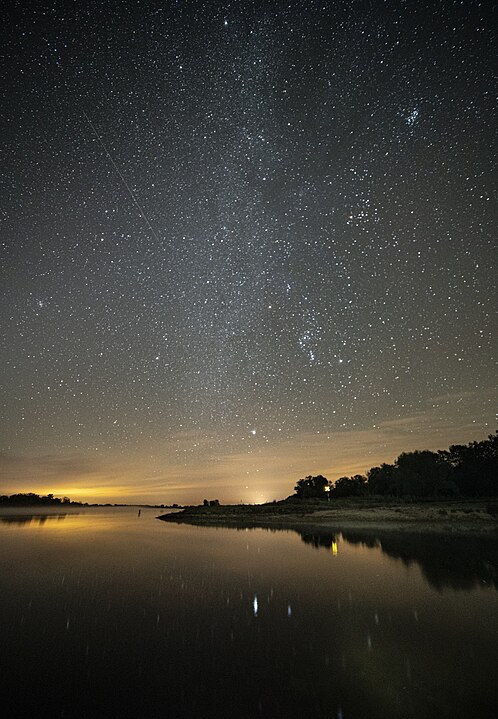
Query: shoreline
[{"left": 158, "top": 499, "right": 498, "bottom": 535}]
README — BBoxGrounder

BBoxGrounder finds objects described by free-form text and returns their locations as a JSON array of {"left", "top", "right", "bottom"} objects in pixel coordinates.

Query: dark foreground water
[{"left": 0, "top": 507, "right": 497, "bottom": 719}]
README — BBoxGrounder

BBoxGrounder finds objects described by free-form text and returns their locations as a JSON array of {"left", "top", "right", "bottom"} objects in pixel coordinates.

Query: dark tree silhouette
[
  {"left": 441, "top": 431, "right": 498, "bottom": 496},
  {"left": 294, "top": 475, "right": 330, "bottom": 498},
  {"left": 332, "top": 474, "right": 367, "bottom": 497},
  {"left": 0, "top": 493, "right": 83, "bottom": 507},
  {"left": 367, "top": 463, "right": 397, "bottom": 495},
  {"left": 395, "top": 450, "right": 451, "bottom": 497},
  {"left": 294, "top": 431, "right": 498, "bottom": 500}
]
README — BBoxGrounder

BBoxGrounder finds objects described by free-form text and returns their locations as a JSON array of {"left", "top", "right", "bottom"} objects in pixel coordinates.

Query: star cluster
[{"left": 1, "top": 1, "right": 496, "bottom": 502}]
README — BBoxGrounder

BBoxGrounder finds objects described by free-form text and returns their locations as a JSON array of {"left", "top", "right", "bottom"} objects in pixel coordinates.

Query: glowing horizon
[{"left": 2, "top": 416, "right": 494, "bottom": 505}]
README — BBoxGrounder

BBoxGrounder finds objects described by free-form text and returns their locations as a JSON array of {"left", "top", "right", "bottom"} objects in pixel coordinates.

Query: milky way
[{"left": 1, "top": 1, "right": 496, "bottom": 502}]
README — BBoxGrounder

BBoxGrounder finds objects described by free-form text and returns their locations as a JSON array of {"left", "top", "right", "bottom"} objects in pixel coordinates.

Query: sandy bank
[{"left": 158, "top": 500, "right": 498, "bottom": 535}]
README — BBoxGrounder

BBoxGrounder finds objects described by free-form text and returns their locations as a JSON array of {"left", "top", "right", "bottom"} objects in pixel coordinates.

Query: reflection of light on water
[
  {"left": 332, "top": 541, "right": 338, "bottom": 556},
  {"left": 253, "top": 595, "right": 258, "bottom": 616},
  {"left": 0, "top": 510, "right": 143, "bottom": 534}
]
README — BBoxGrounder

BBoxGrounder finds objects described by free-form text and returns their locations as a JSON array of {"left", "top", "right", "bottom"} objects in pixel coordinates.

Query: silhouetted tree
[
  {"left": 332, "top": 474, "right": 367, "bottom": 497},
  {"left": 0, "top": 492, "right": 82, "bottom": 506},
  {"left": 290, "top": 431, "right": 497, "bottom": 501},
  {"left": 395, "top": 450, "right": 450, "bottom": 497},
  {"left": 441, "top": 431, "right": 498, "bottom": 496},
  {"left": 294, "top": 475, "right": 330, "bottom": 498},
  {"left": 367, "top": 463, "right": 397, "bottom": 495}
]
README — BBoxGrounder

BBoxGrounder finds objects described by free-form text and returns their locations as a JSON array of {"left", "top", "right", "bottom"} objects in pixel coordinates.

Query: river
[{"left": 0, "top": 506, "right": 496, "bottom": 718}]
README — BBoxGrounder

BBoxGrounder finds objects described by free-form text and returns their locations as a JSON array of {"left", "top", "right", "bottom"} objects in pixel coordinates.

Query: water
[{"left": 0, "top": 506, "right": 496, "bottom": 718}]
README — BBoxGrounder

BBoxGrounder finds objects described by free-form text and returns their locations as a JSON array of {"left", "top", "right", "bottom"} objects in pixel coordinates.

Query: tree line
[
  {"left": 294, "top": 431, "right": 498, "bottom": 499},
  {"left": 0, "top": 493, "right": 84, "bottom": 506}
]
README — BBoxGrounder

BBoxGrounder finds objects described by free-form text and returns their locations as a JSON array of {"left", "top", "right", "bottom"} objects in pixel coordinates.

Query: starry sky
[{"left": 1, "top": 0, "right": 496, "bottom": 504}]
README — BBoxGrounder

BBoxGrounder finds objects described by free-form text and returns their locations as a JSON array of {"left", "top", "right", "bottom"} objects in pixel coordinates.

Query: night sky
[{"left": 1, "top": 0, "right": 496, "bottom": 504}]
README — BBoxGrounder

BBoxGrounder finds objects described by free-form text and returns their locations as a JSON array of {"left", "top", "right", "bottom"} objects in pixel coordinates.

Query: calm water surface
[{"left": 0, "top": 506, "right": 497, "bottom": 718}]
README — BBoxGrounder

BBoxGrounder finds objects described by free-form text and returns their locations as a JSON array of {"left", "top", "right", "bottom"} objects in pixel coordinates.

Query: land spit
[{"left": 158, "top": 498, "right": 498, "bottom": 535}]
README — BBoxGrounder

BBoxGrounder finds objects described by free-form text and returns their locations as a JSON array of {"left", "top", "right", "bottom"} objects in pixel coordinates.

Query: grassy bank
[{"left": 158, "top": 498, "right": 498, "bottom": 534}]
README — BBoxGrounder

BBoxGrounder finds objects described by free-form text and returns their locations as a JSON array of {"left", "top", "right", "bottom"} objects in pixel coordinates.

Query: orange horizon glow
[{"left": 2, "top": 419, "right": 493, "bottom": 505}]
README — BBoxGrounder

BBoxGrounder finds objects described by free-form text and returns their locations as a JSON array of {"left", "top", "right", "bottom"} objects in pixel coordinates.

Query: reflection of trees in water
[
  {"left": 299, "top": 528, "right": 498, "bottom": 591},
  {"left": 0, "top": 514, "right": 70, "bottom": 526},
  {"left": 203, "top": 522, "right": 498, "bottom": 591},
  {"left": 299, "top": 530, "right": 339, "bottom": 550}
]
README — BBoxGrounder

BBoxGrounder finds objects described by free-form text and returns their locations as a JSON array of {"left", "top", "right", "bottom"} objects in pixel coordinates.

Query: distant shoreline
[
  {"left": 0, "top": 497, "right": 183, "bottom": 510},
  {"left": 158, "top": 499, "right": 498, "bottom": 535}
]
